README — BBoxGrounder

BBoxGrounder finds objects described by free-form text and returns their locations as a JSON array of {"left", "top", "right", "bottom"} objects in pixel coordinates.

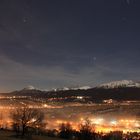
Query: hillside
[{"left": 1, "top": 80, "right": 140, "bottom": 102}]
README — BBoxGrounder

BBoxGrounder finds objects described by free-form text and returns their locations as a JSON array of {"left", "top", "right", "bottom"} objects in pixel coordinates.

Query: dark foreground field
[{"left": 0, "top": 130, "right": 64, "bottom": 140}]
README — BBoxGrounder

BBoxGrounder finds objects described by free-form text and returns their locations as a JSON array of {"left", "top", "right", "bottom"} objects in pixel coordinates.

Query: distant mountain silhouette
[{"left": 1, "top": 80, "right": 140, "bottom": 102}]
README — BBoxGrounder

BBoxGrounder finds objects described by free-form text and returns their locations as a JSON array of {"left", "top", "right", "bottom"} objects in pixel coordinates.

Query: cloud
[
  {"left": 0, "top": 0, "right": 139, "bottom": 92},
  {"left": 0, "top": 54, "right": 139, "bottom": 92}
]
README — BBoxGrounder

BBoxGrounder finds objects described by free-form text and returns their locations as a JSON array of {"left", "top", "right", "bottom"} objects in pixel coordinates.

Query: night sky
[{"left": 0, "top": 0, "right": 140, "bottom": 92}]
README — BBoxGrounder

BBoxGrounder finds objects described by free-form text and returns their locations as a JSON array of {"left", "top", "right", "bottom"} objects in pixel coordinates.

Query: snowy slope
[{"left": 97, "top": 80, "right": 140, "bottom": 89}]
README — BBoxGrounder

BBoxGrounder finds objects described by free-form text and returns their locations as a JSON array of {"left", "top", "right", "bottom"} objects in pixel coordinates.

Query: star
[
  {"left": 23, "top": 17, "right": 28, "bottom": 23},
  {"left": 93, "top": 57, "right": 97, "bottom": 61},
  {"left": 126, "top": 0, "right": 131, "bottom": 5}
]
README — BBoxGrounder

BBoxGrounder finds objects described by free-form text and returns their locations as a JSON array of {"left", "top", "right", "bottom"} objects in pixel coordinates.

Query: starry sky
[{"left": 0, "top": 0, "right": 140, "bottom": 92}]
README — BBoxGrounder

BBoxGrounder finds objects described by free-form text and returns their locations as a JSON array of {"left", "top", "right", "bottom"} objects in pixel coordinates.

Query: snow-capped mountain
[
  {"left": 51, "top": 86, "right": 91, "bottom": 92},
  {"left": 97, "top": 80, "right": 140, "bottom": 89},
  {"left": 1, "top": 80, "right": 140, "bottom": 101},
  {"left": 20, "top": 80, "right": 140, "bottom": 92},
  {"left": 17, "top": 80, "right": 140, "bottom": 92},
  {"left": 22, "top": 85, "right": 36, "bottom": 90},
  {"left": 72, "top": 86, "right": 91, "bottom": 90}
]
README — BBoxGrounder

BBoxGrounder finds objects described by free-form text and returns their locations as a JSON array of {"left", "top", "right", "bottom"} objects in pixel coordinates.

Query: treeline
[
  {"left": 5, "top": 86, "right": 140, "bottom": 101},
  {"left": 0, "top": 107, "right": 139, "bottom": 140}
]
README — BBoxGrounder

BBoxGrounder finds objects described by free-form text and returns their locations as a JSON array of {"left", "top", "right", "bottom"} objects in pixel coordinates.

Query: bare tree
[
  {"left": 79, "top": 118, "right": 95, "bottom": 140},
  {"left": 11, "top": 106, "right": 45, "bottom": 136},
  {"left": 59, "top": 123, "right": 73, "bottom": 139},
  {"left": 59, "top": 123, "right": 74, "bottom": 139},
  {"left": 0, "top": 113, "right": 3, "bottom": 129}
]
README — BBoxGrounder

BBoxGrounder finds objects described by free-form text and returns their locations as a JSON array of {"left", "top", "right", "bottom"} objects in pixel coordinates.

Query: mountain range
[{"left": 1, "top": 80, "right": 140, "bottom": 101}]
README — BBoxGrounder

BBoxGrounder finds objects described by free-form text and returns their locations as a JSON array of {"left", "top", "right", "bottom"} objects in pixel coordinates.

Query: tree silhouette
[
  {"left": 11, "top": 106, "right": 44, "bottom": 136},
  {"left": 79, "top": 118, "right": 95, "bottom": 140},
  {"left": 59, "top": 123, "right": 73, "bottom": 139},
  {"left": 0, "top": 113, "right": 3, "bottom": 129},
  {"left": 102, "top": 131, "right": 123, "bottom": 140}
]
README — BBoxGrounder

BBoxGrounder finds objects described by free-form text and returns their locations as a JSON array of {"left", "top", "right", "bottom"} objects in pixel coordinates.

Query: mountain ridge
[
  {"left": 97, "top": 80, "right": 140, "bottom": 89},
  {"left": 19, "top": 80, "right": 140, "bottom": 92},
  {"left": 1, "top": 80, "right": 140, "bottom": 102}
]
